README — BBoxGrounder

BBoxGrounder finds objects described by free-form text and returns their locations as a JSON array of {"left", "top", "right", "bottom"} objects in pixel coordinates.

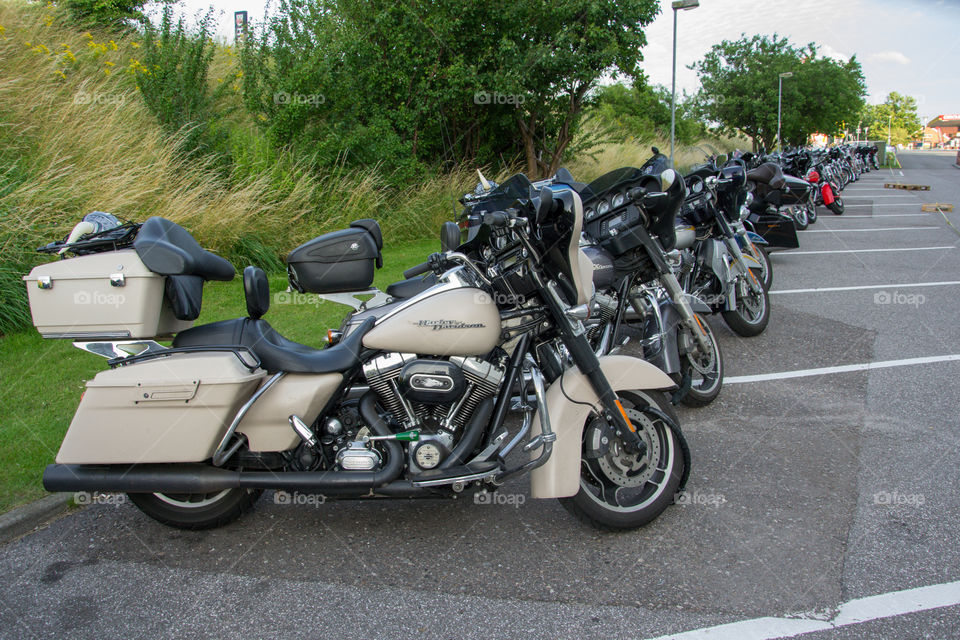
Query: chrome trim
[
  {"left": 72, "top": 340, "right": 166, "bottom": 359},
  {"left": 109, "top": 273, "right": 126, "bottom": 287},
  {"left": 410, "top": 468, "right": 499, "bottom": 488},
  {"left": 212, "top": 372, "right": 284, "bottom": 466}
]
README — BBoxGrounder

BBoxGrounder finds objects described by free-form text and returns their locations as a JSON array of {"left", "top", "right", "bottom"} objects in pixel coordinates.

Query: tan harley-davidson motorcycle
[{"left": 30, "top": 175, "right": 689, "bottom": 531}]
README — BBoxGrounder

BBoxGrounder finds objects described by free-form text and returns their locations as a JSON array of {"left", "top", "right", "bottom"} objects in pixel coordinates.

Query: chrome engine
[{"left": 362, "top": 353, "right": 504, "bottom": 473}]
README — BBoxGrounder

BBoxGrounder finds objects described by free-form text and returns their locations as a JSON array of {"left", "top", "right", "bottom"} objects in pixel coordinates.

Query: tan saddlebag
[
  {"left": 57, "top": 352, "right": 266, "bottom": 464},
  {"left": 23, "top": 249, "right": 192, "bottom": 339}
]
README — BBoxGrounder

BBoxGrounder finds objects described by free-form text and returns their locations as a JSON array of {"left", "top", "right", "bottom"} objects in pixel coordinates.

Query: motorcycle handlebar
[{"left": 403, "top": 259, "right": 434, "bottom": 279}]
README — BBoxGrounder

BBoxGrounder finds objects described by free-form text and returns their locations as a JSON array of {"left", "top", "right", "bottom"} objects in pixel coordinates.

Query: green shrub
[{"left": 134, "top": 4, "right": 229, "bottom": 158}]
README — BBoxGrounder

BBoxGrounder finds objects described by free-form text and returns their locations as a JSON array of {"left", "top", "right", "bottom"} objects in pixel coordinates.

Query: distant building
[{"left": 923, "top": 115, "right": 960, "bottom": 149}]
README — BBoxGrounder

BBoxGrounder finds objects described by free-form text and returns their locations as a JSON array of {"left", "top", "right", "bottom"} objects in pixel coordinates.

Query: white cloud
[
  {"left": 869, "top": 50, "right": 911, "bottom": 65},
  {"left": 817, "top": 43, "right": 850, "bottom": 63}
]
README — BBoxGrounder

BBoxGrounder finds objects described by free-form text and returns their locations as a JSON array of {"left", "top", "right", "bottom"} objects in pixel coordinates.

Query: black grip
[
  {"left": 483, "top": 211, "right": 509, "bottom": 227},
  {"left": 403, "top": 261, "right": 433, "bottom": 279}
]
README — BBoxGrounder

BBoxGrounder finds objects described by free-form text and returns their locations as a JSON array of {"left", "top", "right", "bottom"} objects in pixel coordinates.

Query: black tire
[
  {"left": 560, "top": 390, "right": 686, "bottom": 531},
  {"left": 721, "top": 271, "right": 770, "bottom": 337},
  {"left": 675, "top": 314, "right": 723, "bottom": 407},
  {"left": 828, "top": 197, "right": 845, "bottom": 215},
  {"left": 128, "top": 488, "right": 262, "bottom": 530},
  {"left": 808, "top": 203, "right": 818, "bottom": 224},
  {"left": 792, "top": 207, "right": 809, "bottom": 231},
  {"left": 747, "top": 243, "right": 773, "bottom": 290}
]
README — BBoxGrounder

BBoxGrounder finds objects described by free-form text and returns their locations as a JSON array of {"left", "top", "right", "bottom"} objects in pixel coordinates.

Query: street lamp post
[
  {"left": 776, "top": 72, "right": 793, "bottom": 153},
  {"left": 670, "top": 0, "right": 699, "bottom": 168}
]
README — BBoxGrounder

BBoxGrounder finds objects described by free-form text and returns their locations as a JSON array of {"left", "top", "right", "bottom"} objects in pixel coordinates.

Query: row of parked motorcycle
[{"left": 33, "top": 142, "right": 880, "bottom": 534}]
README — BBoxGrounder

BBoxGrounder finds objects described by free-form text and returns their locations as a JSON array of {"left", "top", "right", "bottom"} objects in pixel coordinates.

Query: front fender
[{"left": 529, "top": 355, "right": 675, "bottom": 499}]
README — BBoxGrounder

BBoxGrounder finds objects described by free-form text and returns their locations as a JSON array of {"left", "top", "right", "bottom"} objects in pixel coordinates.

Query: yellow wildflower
[
  {"left": 131, "top": 42, "right": 140, "bottom": 49},
  {"left": 104, "top": 60, "right": 115, "bottom": 67},
  {"left": 258, "top": 114, "right": 267, "bottom": 122},
  {"left": 104, "top": 68, "right": 110, "bottom": 76},
  {"left": 83, "top": 32, "right": 93, "bottom": 40},
  {"left": 62, "top": 50, "right": 76, "bottom": 64},
  {"left": 44, "top": 15, "right": 53, "bottom": 27},
  {"left": 108, "top": 40, "right": 117, "bottom": 51},
  {"left": 0, "top": 24, "right": 5, "bottom": 36},
  {"left": 56, "top": 70, "right": 66, "bottom": 80}
]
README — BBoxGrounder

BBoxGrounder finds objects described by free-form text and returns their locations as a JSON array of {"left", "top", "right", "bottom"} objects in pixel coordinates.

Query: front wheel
[
  {"left": 674, "top": 313, "right": 724, "bottom": 407},
  {"left": 828, "top": 197, "right": 845, "bottom": 215},
  {"left": 791, "top": 206, "right": 809, "bottom": 230},
  {"left": 560, "top": 390, "right": 686, "bottom": 531},
  {"left": 128, "top": 488, "right": 262, "bottom": 529},
  {"left": 721, "top": 271, "right": 770, "bottom": 336}
]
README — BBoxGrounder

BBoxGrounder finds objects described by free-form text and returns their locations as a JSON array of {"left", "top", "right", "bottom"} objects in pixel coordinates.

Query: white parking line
[
  {"left": 843, "top": 195, "right": 920, "bottom": 198},
  {"left": 770, "top": 280, "right": 960, "bottom": 295},
  {"left": 821, "top": 214, "right": 930, "bottom": 218},
  {"left": 725, "top": 354, "right": 960, "bottom": 384},
  {"left": 786, "top": 246, "right": 954, "bottom": 256},
  {"left": 798, "top": 226, "right": 939, "bottom": 233},
  {"left": 647, "top": 579, "right": 960, "bottom": 640},
  {"left": 843, "top": 203, "right": 929, "bottom": 207}
]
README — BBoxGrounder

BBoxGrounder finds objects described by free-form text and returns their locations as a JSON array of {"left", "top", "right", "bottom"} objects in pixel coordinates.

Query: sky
[{"left": 178, "top": 0, "right": 960, "bottom": 124}]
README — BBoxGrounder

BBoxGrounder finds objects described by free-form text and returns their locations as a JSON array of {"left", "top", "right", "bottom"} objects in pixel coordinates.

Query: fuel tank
[{"left": 361, "top": 288, "right": 501, "bottom": 356}]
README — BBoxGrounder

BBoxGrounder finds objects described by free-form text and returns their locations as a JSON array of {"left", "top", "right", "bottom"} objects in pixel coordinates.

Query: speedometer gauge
[
  {"left": 611, "top": 192, "right": 625, "bottom": 208},
  {"left": 584, "top": 207, "right": 595, "bottom": 220},
  {"left": 597, "top": 200, "right": 611, "bottom": 216},
  {"left": 691, "top": 180, "right": 703, "bottom": 195}
]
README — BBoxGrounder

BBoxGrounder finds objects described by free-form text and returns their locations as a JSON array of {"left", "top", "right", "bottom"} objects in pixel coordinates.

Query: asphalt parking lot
[{"left": 1, "top": 151, "right": 958, "bottom": 640}]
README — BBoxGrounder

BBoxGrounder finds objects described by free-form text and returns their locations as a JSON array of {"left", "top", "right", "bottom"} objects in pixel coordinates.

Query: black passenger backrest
[{"left": 349, "top": 219, "right": 383, "bottom": 268}]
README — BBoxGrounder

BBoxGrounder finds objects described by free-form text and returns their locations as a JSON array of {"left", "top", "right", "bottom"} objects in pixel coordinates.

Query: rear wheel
[
  {"left": 128, "top": 488, "right": 262, "bottom": 530},
  {"left": 560, "top": 390, "right": 686, "bottom": 531}
]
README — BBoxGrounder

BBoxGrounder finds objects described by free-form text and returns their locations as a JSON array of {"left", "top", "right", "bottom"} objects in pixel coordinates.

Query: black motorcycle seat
[
  {"left": 134, "top": 217, "right": 235, "bottom": 281},
  {"left": 173, "top": 265, "right": 374, "bottom": 374},
  {"left": 173, "top": 315, "right": 374, "bottom": 374},
  {"left": 385, "top": 273, "right": 437, "bottom": 299},
  {"left": 747, "top": 163, "right": 786, "bottom": 190}
]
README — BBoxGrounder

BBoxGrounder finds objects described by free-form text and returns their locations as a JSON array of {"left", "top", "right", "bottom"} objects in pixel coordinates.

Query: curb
[{"left": 0, "top": 494, "right": 73, "bottom": 545}]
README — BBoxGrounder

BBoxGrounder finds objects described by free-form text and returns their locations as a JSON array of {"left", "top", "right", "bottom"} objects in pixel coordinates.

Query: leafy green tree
[
  {"left": 691, "top": 34, "right": 866, "bottom": 149},
  {"left": 240, "top": 0, "right": 660, "bottom": 180},
  {"left": 859, "top": 92, "right": 921, "bottom": 145},
  {"left": 591, "top": 79, "right": 704, "bottom": 145},
  {"left": 61, "top": 0, "right": 146, "bottom": 29}
]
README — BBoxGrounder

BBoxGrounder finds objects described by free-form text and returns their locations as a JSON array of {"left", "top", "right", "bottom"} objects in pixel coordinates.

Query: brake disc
[{"left": 592, "top": 407, "right": 660, "bottom": 488}]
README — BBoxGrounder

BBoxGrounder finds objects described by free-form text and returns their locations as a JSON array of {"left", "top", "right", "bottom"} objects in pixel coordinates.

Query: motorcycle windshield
[{"left": 577, "top": 167, "right": 645, "bottom": 204}]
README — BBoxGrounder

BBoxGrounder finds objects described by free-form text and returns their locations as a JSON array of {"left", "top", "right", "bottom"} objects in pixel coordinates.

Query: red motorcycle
[{"left": 806, "top": 168, "right": 844, "bottom": 215}]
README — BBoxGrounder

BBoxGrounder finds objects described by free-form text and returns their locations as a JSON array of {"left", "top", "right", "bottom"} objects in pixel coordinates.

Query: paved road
[{"left": 1, "top": 152, "right": 958, "bottom": 639}]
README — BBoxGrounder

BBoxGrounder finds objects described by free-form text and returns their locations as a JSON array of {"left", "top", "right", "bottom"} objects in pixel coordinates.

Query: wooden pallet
[
  {"left": 884, "top": 183, "right": 930, "bottom": 191},
  {"left": 921, "top": 203, "right": 954, "bottom": 212}
]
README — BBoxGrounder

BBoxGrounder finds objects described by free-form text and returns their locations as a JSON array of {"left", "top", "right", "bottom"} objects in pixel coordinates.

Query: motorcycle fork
[{"left": 715, "top": 215, "right": 763, "bottom": 296}]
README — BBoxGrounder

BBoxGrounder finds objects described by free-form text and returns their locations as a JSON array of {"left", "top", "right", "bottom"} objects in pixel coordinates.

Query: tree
[
  {"left": 61, "top": 0, "right": 146, "bottom": 29},
  {"left": 859, "top": 92, "right": 921, "bottom": 145},
  {"left": 691, "top": 34, "right": 866, "bottom": 150},
  {"left": 240, "top": 0, "right": 660, "bottom": 180},
  {"left": 590, "top": 78, "right": 705, "bottom": 145}
]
